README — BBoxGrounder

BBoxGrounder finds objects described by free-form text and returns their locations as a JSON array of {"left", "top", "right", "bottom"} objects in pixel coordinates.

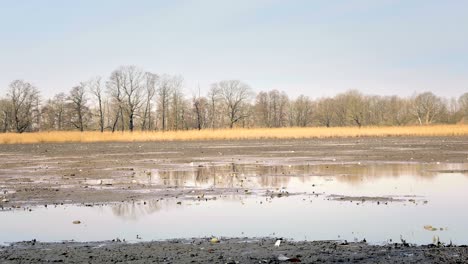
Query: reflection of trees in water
[
  {"left": 154, "top": 164, "right": 313, "bottom": 189},
  {"left": 146, "top": 162, "right": 459, "bottom": 189},
  {"left": 159, "top": 170, "right": 192, "bottom": 187},
  {"left": 157, "top": 165, "right": 243, "bottom": 188},
  {"left": 256, "top": 175, "right": 299, "bottom": 189},
  {"left": 256, "top": 164, "right": 312, "bottom": 187},
  {"left": 110, "top": 195, "right": 249, "bottom": 219},
  {"left": 324, "top": 163, "right": 442, "bottom": 185},
  {"left": 111, "top": 200, "right": 166, "bottom": 220}
]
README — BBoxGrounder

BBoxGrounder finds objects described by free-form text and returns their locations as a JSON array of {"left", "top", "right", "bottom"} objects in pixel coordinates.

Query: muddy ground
[
  {"left": 1, "top": 238, "right": 467, "bottom": 263},
  {"left": 1, "top": 137, "right": 468, "bottom": 263},
  {"left": 1, "top": 137, "right": 467, "bottom": 207}
]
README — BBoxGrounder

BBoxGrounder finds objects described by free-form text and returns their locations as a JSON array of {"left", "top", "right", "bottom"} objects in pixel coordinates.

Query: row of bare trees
[{"left": 1, "top": 66, "right": 467, "bottom": 133}]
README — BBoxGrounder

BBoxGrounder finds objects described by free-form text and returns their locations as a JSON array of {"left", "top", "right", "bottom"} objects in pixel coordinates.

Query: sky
[{"left": 0, "top": 0, "right": 467, "bottom": 99}]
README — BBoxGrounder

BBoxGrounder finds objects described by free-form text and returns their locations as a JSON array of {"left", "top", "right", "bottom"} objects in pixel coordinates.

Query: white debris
[{"left": 274, "top": 239, "right": 281, "bottom": 247}]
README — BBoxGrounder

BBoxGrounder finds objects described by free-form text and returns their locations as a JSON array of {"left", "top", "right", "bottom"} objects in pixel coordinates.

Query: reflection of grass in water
[{"left": 1, "top": 125, "right": 467, "bottom": 144}]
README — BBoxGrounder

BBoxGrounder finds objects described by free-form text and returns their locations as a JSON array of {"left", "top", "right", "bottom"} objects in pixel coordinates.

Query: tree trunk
[
  {"left": 129, "top": 112, "right": 134, "bottom": 132},
  {"left": 98, "top": 98, "right": 104, "bottom": 132}
]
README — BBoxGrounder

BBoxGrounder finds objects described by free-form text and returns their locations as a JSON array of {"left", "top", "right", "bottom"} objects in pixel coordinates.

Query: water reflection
[
  {"left": 109, "top": 195, "right": 246, "bottom": 220},
  {"left": 2, "top": 175, "right": 468, "bottom": 246},
  {"left": 133, "top": 162, "right": 467, "bottom": 190},
  {"left": 111, "top": 200, "right": 163, "bottom": 220},
  {"left": 2, "top": 162, "right": 468, "bottom": 245}
]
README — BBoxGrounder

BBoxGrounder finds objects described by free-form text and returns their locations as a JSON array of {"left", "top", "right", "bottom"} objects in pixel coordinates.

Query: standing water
[{"left": 1, "top": 162, "right": 467, "bottom": 245}]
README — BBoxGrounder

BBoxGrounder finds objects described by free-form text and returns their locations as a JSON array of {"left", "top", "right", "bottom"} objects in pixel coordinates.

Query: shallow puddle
[{"left": 1, "top": 162, "right": 468, "bottom": 245}]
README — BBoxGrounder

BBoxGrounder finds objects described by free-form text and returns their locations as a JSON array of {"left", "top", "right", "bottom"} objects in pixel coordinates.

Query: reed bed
[{"left": 0, "top": 125, "right": 467, "bottom": 144}]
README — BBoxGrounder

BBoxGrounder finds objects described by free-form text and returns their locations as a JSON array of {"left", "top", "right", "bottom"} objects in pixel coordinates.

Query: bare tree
[
  {"left": 192, "top": 86, "right": 208, "bottom": 130},
  {"left": 411, "top": 92, "right": 443, "bottom": 125},
  {"left": 292, "top": 95, "right": 313, "bottom": 127},
  {"left": 54, "top": 93, "right": 67, "bottom": 130},
  {"left": 69, "top": 84, "right": 88, "bottom": 132},
  {"left": 141, "top": 72, "right": 158, "bottom": 131},
  {"left": 315, "top": 97, "right": 335, "bottom": 127},
  {"left": 0, "top": 99, "right": 12, "bottom": 132},
  {"left": 329, "top": 90, "right": 370, "bottom": 127},
  {"left": 332, "top": 93, "right": 349, "bottom": 126},
  {"left": 41, "top": 93, "right": 67, "bottom": 130},
  {"left": 443, "top": 97, "right": 460, "bottom": 124},
  {"left": 7, "top": 80, "right": 40, "bottom": 133},
  {"left": 40, "top": 99, "right": 55, "bottom": 131},
  {"left": 107, "top": 66, "right": 145, "bottom": 132},
  {"left": 272, "top": 90, "right": 289, "bottom": 127},
  {"left": 260, "top": 90, "right": 289, "bottom": 127},
  {"left": 255, "top": 91, "right": 270, "bottom": 127},
  {"left": 215, "top": 80, "right": 253, "bottom": 128},
  {"left": 168, "top": 76, "right": 185, "bottom": 130},
  {"left": 207, "top": 85, "right": 221, "bottom": 129},
  {"left": 345, "top": 90, "right": 368, "bottom": 128},
  {"left": 459, "top": 93, "right": 468, "bottom": 121},
  {"left": 254, "top": 90, "right": 289, "bottom": 127},
  {"left": 121, "top": 66, "right": 145, "bottom": 132},
  {"left": 88, "top": 77, "right": 105, "bottom": 132},
  {"left": 366, "top": 95, "right": 384, "bottom": 126},
  {"left": 156, "top": 75, "right": 173, "bottom": 131},
  {"left": 388, "top": 96, "right": 411, "bottom": 126},
  {"left": 107, "top": 70, "right": 125, "bottom": 132}
]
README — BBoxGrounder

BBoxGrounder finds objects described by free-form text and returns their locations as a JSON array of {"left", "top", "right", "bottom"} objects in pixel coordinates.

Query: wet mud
[
  {"left": 1, "top": 137, "right": 466, "bottom": 207},
  {"left": 1, "top": 238, "right": 467, "bottom": 264}
]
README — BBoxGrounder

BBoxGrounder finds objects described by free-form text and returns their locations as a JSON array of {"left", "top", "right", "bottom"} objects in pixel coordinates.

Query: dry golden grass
[{"left": 0, "top": 125, "right": 467, "bottom": 144}]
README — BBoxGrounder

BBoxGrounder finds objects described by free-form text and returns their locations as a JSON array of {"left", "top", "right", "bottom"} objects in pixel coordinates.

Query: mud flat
[
  {"left": 1, "top": 238, "right": 467, "bottom": 264},
  {"left": 1, "top": 137, "right": 468, "bottom": 262},
  {"left": 1, "top": 137, "right": 467, "bottom": 207}
]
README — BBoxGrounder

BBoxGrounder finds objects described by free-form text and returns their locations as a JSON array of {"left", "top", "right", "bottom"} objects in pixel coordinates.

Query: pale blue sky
[{"left": 0, "top": 0, "right": 467, "bottom": 99}]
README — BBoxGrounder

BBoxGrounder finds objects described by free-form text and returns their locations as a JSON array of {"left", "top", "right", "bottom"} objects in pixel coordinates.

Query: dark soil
[{"left": 1, "top": 238, "right": 467, "bottom": 264}]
